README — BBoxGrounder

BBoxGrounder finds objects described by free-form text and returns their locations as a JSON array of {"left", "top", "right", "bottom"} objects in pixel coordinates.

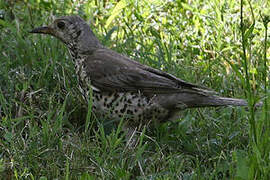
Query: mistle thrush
[{"left": 30, "top": 15, "right": 250, "bottom": 129}]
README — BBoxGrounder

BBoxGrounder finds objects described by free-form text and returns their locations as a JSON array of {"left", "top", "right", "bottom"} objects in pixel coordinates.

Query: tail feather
[
  {"left": 158, "top": 90, "right": 262, "bottom": 110},
  {"left": 197, "top": 96, "right": 248, "bottom": 107},
  {"left": 175, "top": 94, "right": 248, "bottom": 109}
]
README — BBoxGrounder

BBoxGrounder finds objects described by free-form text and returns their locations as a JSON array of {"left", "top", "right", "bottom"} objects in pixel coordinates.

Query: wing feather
[{"left": 84, "top": 48, "right": 210, "bottom": 94}]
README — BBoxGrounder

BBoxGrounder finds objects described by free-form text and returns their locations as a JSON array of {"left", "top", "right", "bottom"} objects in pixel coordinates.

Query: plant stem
[
  {"left": 262, "top": 16, "right": 269, "bottom": 129},
  {"left": 240, "top": 0, "right": 257, "bottom": 144}
]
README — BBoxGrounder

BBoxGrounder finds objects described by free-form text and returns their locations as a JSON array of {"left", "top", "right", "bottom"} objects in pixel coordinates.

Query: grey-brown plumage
[{"left": 30, "top": 15, "right": 249, "bottom": 127}]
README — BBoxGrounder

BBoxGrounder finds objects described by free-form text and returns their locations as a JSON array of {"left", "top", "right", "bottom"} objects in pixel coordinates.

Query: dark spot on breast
[
  {"left": 95, "top": 94, "right": 101, "bottom": 101},
  {"left": 108, "top": 101, "right": 114, "bottom": 107},
  {"left": 76, "top": 30, "right": 81, "bottom": 37},
  {"left": 126, "top": 109, "right": 133, "bottom": 115},
  {"left": 113, "top": 93, "right": 120, "bottom": 99},
  {"left": 111, "top": 95, "right": 120, "bottom": 106},
  {"left": 120, "top": 104, "right": 128, "bottom": 114},
  {"left": 120, "top": 108, "right": 125, "bottom": 113},
  {"left": 123, "top": 104, "right": 128, "bottom": 110}
]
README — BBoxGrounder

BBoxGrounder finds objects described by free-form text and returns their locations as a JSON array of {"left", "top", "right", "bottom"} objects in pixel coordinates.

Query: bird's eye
[{"left": 57, "top": 21, "right": 65, "bottom": 30}]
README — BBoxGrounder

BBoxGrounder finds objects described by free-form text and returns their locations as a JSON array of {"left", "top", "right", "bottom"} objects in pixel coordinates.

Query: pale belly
[{"left": 85, "top": 90, "right": 170, "bottom": 125}]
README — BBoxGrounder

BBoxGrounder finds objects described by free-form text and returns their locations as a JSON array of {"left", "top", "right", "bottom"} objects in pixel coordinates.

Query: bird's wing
[{"left": 84, "top": 48, "right": 209, "bottom": 94}]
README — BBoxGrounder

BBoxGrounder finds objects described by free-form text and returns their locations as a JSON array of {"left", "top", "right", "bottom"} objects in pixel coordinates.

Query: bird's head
[{"left": 30, "top": 15, "right": 101, "bottom": 53}]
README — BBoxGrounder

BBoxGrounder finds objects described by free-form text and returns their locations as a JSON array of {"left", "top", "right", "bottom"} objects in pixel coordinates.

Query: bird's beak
[{"left": 29, "top": 26, "right": 54, "bottom": 35}]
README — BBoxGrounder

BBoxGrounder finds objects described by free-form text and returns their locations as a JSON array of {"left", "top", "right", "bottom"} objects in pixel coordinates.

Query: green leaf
[
  {"left": 0, "top": 19, "right": 11, "bottom": 28},
  {"left": 105, "top": 0, "right": 128, "bottom": 29},
  {"left": 181, "top": 2, "right": 193, "bottom": 11},
  {"left": 103, "top": 26, "right": 118, "bottom": 44},
  {"left": 234, "top": 150, "right": 249, "bottom": 180}
]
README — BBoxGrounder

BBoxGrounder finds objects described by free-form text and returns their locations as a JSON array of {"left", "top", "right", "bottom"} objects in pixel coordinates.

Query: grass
[{"left": 0, "top": 0, "right": 269, "bottom": 179}]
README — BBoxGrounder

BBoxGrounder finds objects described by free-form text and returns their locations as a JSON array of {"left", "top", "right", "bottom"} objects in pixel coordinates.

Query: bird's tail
[
  {"left": 195, "top": 95, "right": 248, "bottom": 107},
  {"left": 174, "top": 93, "right": 249, "bottom": 109},
  {"left": 158, "top": 89, "right": 262, "bottom": 110}
]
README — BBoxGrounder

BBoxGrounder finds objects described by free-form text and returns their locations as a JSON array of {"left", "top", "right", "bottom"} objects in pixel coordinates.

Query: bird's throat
[{"left": 68, "top": 48, "right": 78, "bottom": 61}]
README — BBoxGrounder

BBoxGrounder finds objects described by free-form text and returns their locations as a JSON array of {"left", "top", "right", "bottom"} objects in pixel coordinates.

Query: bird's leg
[
  {"left": 123, "top": 122, "right": 150, "bottom": 149},
  {"left": 123, "top": 124, "right": 139, "bottom": 147}
]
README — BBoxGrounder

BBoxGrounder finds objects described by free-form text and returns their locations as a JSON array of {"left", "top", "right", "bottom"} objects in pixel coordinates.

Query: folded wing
[{"left": 84, "top": 48, "right": 210, "bottom": 94}]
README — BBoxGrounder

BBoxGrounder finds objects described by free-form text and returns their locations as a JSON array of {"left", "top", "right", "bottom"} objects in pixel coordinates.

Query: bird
[{"left": 30, "top": 15, "right": 250, "bottom": 135}]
